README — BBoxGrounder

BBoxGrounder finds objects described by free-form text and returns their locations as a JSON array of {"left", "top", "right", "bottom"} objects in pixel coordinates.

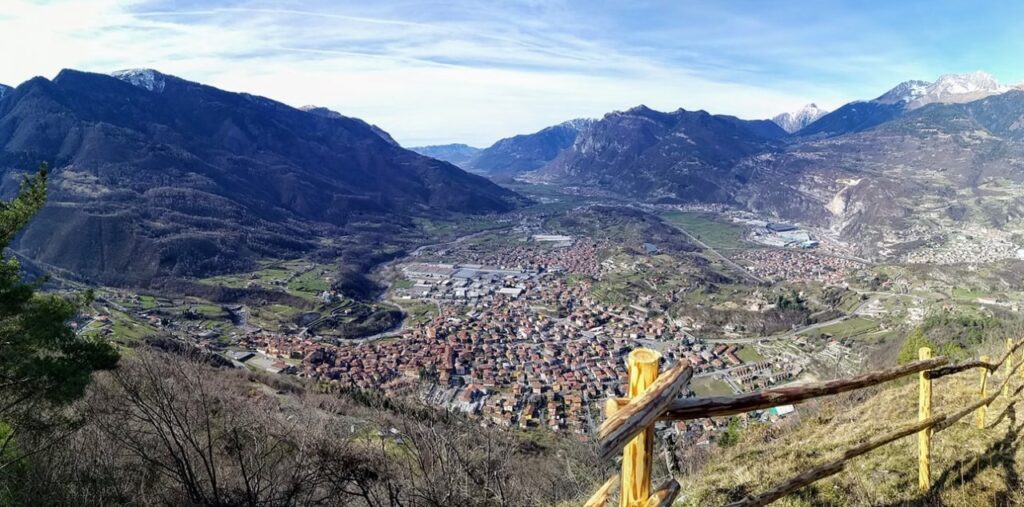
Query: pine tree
[{"left": 0, "top": 164, "right": 119, "bottom": 444}]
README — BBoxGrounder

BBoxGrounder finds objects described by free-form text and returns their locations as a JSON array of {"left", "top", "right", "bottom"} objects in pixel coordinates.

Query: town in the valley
[{"left": 75, "top": 204, "right": 973, "bottom": 446}]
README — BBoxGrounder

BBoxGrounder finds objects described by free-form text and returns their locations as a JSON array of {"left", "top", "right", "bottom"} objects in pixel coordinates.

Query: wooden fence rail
[
  {"left": 927, "top": 339, "right": 1024, "bottom": 379},
  {"left": 587, "top": 339, "right": 1024, "bottom": 507}
]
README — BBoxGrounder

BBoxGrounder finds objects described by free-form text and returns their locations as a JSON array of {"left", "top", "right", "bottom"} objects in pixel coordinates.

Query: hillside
[
  {"left": 683, "top": 353, "right": 1024, "bottom": 505},
  {"left": 5, "top": 348, "right": 602, "bottom": 505},
  {"left": 532, "top": 105, "right": 785, "bottom": 202},
  {"left": 468, "top": 118, "right": 594, "bottom": 177},
  {"left": 0, "top": 69, "right": 521, "bottom": 286},
  {"left": 736, "top": 90, "right": 1024, "bottom": 259}
]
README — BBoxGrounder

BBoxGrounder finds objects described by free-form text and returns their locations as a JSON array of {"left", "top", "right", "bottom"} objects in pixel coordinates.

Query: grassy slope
[{"left": 682, "top": 358, "right": 1024, "bottom": 506}]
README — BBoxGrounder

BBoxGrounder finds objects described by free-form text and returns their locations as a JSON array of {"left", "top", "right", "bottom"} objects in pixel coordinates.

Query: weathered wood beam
[
  {"left": 644, "top": 478, "right": 681, "bottom": 507},
  {"left": 656, "top": 357, "right": 946, "bottom": 420},
  {"left": 926, "top": 360, "right": 988, "bottom": 380},
  {"left": 930, "top": 339, "right": 1024, "bottom": 379},
  {"left": 597, "top": 359, "right": 692, "bottom": 462},
  {"left": 583, "top": 475, "right": 618, "bottom": 507}
]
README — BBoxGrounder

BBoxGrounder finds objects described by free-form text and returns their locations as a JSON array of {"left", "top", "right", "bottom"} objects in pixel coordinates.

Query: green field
[
  {"left": 952, "top": 287, "right": 992, "bottom": 301},
  {"left": 736, "top": 346, "right": 764, "bottom": 363},
  {"left": 660, "top": 211, "right": 750, "bottom": 250},
  {"left": 805, "top": 316, "right": 880, "bottom": 338},
  {"left": 287, "top": 269, "right": 330, "bottom": 299},
  {"left": 200, "top": 259, "right": 335, "bottom": 302},
  {"left": 139, "top": 295, "right": 157, "bottom": 309},
  {"left": 691, "top": 376, "right": 734, "bottom": 396},
  {"left": 400, "top": 300, "right": 439, "bottom": 324}
]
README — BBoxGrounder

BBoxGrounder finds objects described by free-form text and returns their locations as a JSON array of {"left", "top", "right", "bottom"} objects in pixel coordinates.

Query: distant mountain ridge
[
  {"left": 797, "top": 71, "right": 1013, "bottom": 138},
  {"left": 876, "top": 71, "right": 1011, "bottom": 110},
  {"left": 409, "top": 144, "right": 481, "bottom": 168},
  {"left": 444, "top": 71, "right": 1024, "bottom": 261},
  {"left": 0, "top": 68, "right": 521, "bottom": 286},
  {"left": 771, "top": 103, "right": 828, "bottom": 133},
  {"left": 466, "top": 118, "right": 595, "bottom": 177},
  {"left": 0, "top": 84, "right": 10, "bottom": 99}
]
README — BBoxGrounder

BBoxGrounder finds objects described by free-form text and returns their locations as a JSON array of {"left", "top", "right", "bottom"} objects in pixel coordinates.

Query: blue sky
[{"left": 1, "top": 0, "right": 1022, "bottom": 146}]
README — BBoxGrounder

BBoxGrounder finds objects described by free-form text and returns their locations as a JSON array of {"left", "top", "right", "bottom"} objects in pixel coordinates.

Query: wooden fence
[{"left": 586, "top": 339, "right": 1024, "bottom": 507}]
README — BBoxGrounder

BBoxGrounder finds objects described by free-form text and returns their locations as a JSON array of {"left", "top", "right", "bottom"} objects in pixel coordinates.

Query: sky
[{"left": 1, "top": 0, "right": 1024, "bottom": 147}]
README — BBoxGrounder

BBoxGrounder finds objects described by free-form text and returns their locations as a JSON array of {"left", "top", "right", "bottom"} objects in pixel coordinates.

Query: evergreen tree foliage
[{"left": 0, "top": 164, "right": 118, "bottom": 428}]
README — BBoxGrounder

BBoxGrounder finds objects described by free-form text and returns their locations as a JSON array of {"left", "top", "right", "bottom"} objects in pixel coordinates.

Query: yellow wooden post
[
  {"left": 977, "top": 355, "right": 990, "bottom": 429},
  {"left": 918, "top": 347, "right": 932, "bottom": 492},
  {"left": 1019, "top": 338, "right": 1024, "bottom": 379},
  {"left": 1005, "top": 339, "right": 1014, "bottom": 399},
  {"left": 619, "top": 348, "right": 661, "bottom": 507},
  {"left": 605, "top": 397, "right": 621, "bottom": 419}
]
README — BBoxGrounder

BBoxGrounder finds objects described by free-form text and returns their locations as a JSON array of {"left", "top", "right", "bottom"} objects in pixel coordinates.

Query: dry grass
[{"left": 681, "top": 358, "right": 1024, "bottom": 506}]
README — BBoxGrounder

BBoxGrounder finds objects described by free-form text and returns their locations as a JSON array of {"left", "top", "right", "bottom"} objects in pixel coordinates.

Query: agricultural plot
[{"left": 661, "top": 211, "right": 750, "bottom": 250}]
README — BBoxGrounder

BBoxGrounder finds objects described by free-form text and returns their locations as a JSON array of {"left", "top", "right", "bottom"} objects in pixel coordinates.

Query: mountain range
[
  {"left": 5, "top": 66, "right": 1023, "bottom": 283},
  {"left": 411, "top": 119, "right": 595, "bottom": 179},
  {"left": 430, "top": 71, "right": 1024, "bottom": 259},
  {"left": 531, "top": 106, "right": 785, "bottom": 201},
  {"left": 795, "top": 71, "right": 1013, "bottom": 138},
  {"left": 0, "top": 69, "right": 521, "bottom": 286}
]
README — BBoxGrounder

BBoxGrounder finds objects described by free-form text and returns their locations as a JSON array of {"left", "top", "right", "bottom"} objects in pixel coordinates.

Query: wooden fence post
[
  {"left": 977, "top": 355, "right": 990, "bottom": 429},
  {"left": 1020, "top": 338, "right": 1024, "bottom": 379},
  {"left": 619, "top": 348, "right": 661, "bottom": 507},
  {"left": 1005, "top": 339, "right": 1014, "bottom": 399},
  {"left": 918, "top": 347, "right": 932, "bottom": 492}
]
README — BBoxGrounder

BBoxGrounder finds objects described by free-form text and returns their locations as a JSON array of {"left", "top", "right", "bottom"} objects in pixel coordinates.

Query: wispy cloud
[{"left": 0, "top": 0, "right": 1020, "bottom": 146}]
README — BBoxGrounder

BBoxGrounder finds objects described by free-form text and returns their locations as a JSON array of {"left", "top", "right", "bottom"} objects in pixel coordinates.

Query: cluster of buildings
[
  {"left": 423, "top": 238, "right": 605, "bottom": 277},
  {"left": 749, "top": 223, "right": 820, "bottom": 249},
  {"left": 904, "top": 228, "right": 1024, "bottom": 265},
  {"left": 104, "top": 232, "right": 811, "bottom": 443},
  {"left": 394, "top": 263, "right": 534, "bottom": 302},
  {"left": 252, "top": 281, "right": 801, "bottom": 434},
  {"left": 734, "top": 249, "right": 861, "bottom": 285},
  {"left": 236, "top": 252, "right": 778, "bottom": 433}
]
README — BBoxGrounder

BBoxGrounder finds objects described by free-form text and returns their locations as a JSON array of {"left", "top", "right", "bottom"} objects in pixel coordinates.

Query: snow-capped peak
[
  {"left": 873, "top": 71, "right": 1009, "bottom": 109},
  {"left": 874, "top": 80, "right": 930, "bottom": 105},
  {"left": 771, "top": 103, "right": 829, "bottom": 133},
  {"left": 110, "top": 68, "right": 166, "bottom": 93},
  {"left": 929, "top": 71, "right": 1008, "bottom": 98}
]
